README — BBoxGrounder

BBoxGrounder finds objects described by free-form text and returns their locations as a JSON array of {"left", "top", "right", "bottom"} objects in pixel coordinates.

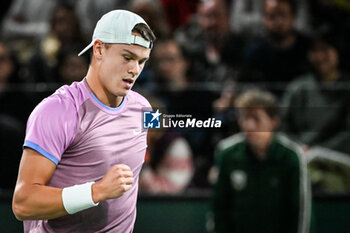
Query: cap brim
[{"left": 78, "top": 42, "right": 94, "bottom": 56}]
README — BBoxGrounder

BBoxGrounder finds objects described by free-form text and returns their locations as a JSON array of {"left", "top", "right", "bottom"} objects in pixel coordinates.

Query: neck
[
  {"left": 250, "top": 134, "right": 273, "bottom": 160},
  {"left": 85, "top": 66, "right": 123, "bottom": 108}
]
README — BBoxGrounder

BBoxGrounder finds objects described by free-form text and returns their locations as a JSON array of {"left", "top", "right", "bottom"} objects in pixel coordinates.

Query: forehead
[
  {"left": 154, "top": 41, "right": 179, "bottom": 54},
  {"left": 107, "top": 43, "right": 151, "bottom": 58},
  {"left": 264, "top": 0, "right": 292, "bottom": 13},
  {"left": 239, "top": 108, "right": 268, "bottom": 118},
  {"left": 199, "top": 0, "right": 226, "bottom": 14}
]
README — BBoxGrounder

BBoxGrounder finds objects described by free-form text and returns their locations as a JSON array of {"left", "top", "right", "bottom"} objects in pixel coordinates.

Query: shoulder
[
  {"left": 127, "top": 90, "right": 152, "bottom": 109},
  {"left": 29, "top": 82, "right": 87, "bottom": 122},
  {"left": 285, "top": 74, "right": 316, "bottom": 93},
  {"left": 274, "top": 133, "right": 305, "bottom": 165},
  {"left": 216, "top": 133, "right": 246, "bottom": 164},
  {"left": 217, "top": 133, "right": 245, "bottom": 152}
]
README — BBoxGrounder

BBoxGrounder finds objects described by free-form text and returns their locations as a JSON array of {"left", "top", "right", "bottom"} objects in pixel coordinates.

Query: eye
[
  {"left": 123, "top": 56, "right": 132, "bottom": 61},
  {"left": 139, "top": 59, "right": 148, "bottom": 65}
]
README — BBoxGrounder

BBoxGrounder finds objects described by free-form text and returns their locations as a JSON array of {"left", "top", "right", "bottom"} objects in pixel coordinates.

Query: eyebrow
[{"left": 122, "top": 49, "right": 149, "bottom": 61}]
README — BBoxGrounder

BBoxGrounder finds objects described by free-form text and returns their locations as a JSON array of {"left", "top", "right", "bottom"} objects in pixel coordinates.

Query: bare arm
[
  {"left": 12, "top": 148, "right": 134, "bottom": 220},
  {"left": 12, "top": 148, "right": 66, "bottom": 220}
]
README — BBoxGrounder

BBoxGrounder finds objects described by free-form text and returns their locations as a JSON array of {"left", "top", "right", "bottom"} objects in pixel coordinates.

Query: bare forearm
[{"left": 13, "top": 183, "right": 67, "bottom": 220}]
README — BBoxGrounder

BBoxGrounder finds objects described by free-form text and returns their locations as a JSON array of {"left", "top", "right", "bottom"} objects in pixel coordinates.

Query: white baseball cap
[{"left": 78, "top": 10, "right": 153, "bottom": 56}]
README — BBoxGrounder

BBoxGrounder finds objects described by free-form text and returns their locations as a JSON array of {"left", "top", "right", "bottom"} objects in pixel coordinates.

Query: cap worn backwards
[{"left": 78, "top": 10, "right": 152, "bottom": 56}]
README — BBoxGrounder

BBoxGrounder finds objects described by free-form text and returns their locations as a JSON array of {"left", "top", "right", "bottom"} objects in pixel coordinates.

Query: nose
[
  {"left": 243, "top": 118, "right": 256, "bottom": 132},
  {"left": 128, "top": 61, "right": 141, "bottom": 78}
]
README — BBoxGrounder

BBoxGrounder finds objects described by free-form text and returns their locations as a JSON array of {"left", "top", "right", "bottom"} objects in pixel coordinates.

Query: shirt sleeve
[{"left": 23, "top": 95, "right": 78, "bottom": 165}]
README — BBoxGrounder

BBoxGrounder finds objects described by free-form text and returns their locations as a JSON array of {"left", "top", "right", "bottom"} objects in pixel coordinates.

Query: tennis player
[{"left": 12, "top": 10, "right": 155, "bottom": 233}]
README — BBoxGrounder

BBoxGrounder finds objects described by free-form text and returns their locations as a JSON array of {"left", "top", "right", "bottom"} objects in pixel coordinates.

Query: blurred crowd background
[{"left": 1, "top": 0, "right": 350, "bottom": 199}]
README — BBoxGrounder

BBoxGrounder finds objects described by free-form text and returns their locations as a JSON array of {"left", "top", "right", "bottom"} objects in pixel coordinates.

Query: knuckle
[{"left": 121, "top": 185, "right": 127, "bottom": 192}]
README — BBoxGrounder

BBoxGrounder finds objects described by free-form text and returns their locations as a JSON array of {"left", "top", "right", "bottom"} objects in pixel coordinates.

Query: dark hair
[
  {"left": 103, "top": 23, "right": 156, "bottom": 50},
  {"left": 309, "top": 31, "right": 339, "bottom": 52},
  {"left": 132, "top": 23, "right": 157, "bottom": 45}
]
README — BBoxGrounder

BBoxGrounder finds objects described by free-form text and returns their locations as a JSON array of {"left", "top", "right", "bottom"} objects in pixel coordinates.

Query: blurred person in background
[
  {"left": 0, "top": 41, "right": 28, "bottom": 191},
  {"left": 75, "top": 0, "right": 129, "bottom": 39},
  {"left": 159, "top": 0, "right": 199, "bottom": 32},
  {"left": 0, "top": 41, "right": 35, "bottom": 122},
  {"left": 282, "top": 35, "right": 350, "bottom": 155},
  {"left": 176, "top": 0, "right": 245, "bottom": 82},
  {"left": 27, "top": 4, "right": 86, "bottom": 83},
  {"left": 139, "top": 97, "right": 194, "bottom": 194},
  {"left": 150, "top": 38, "right": 190, "bottom": 91},
  {"left": 131, "top": 0, "right": 170, "bottom": 40},
  {"left": 309, "top": 0, "right": 350, "bottom": 73},
  {"left": 130, "top": 0, "right": 171, "bottom": 88},
  {"left": 0, "top": 0, "right": 57, "bottom": 63},
  {"left": 149, "top": 38, "right": 216, "bottom": 189},
  {"left": 139, "top": 126, "right": 194, "bottom": 193},
  {"left": 1, "top": 0, "right": 57, "bottom": 41},
  {"left": 243, "top": 0, "right": 311, "bottom": 95},
  {"left": 213, "top": 89, "right": 310, "bottom": 233},
  {"left": 230, "top": 0, "right": 310, "bottom": 39},
  {"left": 56, "top": 47, "right": 90, "bottom": 85}
]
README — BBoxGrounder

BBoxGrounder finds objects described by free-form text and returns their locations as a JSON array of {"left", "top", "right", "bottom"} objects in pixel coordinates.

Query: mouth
[{"left": 122, "top": 78, "right": 134, "bottom": 89}]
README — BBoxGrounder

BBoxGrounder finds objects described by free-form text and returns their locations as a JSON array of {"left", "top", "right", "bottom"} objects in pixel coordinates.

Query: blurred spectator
[
  {"left": 0, "top": 41, "right": 35, "bottom": 122},
  {"left": 0, "top": 41, "right": 18, "bottom": 86},
  {"left": 128, "top": 0, "right": 171, "bottom": 88},
  {"left": 139, "top": 128, "right": 194, "bottom": 194},
  {"left": 159, "top": 0, "right": 199, "bottom": 31},
  {"left": 139, "top": 97, "right": 194, "bottom": 194},
  {"left": 75, "top": 0, "right": 129, "bottom": 39},
  {"left": 176, "top": 0, "right": 245, "bottom": 82},
  {"left": 309, "top": 0, "right": 350, "bottom": 73},
  {"left": 213, "top": 89, "right": 310, "bottom": 233},
  {"left": 146, "top": 37, "right": 219, "bottom": 189},
  {"left": 282, "top": 36, "right": 350, "bottom": 155},
  {"left": 151, "top": 38, "right": 190, "bottom": 90},
  {"left": 27, "top": 4, "right": 86, "bottom": 83},
  {"left": 56, "top": 47, "right": 89, "bottom": 85},
  {"left": 1, "top": 0, "right": 57, "bottom": 40},
  {"left": 131, "top": 0, "right": 170, "bottom": 39},
  {"left": 243, "top": 0, "right": 311, "bottom": 94},
  {"left": 230, "top": 0, "right": 310, "bottom": 38}
]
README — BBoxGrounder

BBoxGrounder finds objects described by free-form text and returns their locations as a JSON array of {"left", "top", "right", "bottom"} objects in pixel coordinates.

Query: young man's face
[
  {"left": 97, "top": 41, "right": 151, "bottom": 97},
  {"left": 238, "top": 108, "right": 278, "bottom": 147}
]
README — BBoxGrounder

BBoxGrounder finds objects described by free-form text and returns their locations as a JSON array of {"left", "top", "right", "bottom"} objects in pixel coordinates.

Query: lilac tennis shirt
[{"left": 23, "top": 79, "right": 151, "bottom": 233}]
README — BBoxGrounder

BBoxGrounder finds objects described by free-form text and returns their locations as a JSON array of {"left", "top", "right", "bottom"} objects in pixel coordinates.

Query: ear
[{"left": 93, "top": 40, "right": 104, "bottom": 60}]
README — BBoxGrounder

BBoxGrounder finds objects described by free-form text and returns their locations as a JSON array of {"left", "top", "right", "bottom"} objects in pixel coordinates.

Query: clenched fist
[{"left": 92, "top": 164, "right": 134, "bottom": 203}]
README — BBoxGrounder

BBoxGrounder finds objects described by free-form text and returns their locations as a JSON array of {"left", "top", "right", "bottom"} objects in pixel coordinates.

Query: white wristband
[{"left": 62, "top": 182, "right": 99, "bottom": 214}]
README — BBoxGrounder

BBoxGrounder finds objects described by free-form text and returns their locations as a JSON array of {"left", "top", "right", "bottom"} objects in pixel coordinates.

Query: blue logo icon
[{"left": 143, "top": 109, "right": 162, "bottom": 129}]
